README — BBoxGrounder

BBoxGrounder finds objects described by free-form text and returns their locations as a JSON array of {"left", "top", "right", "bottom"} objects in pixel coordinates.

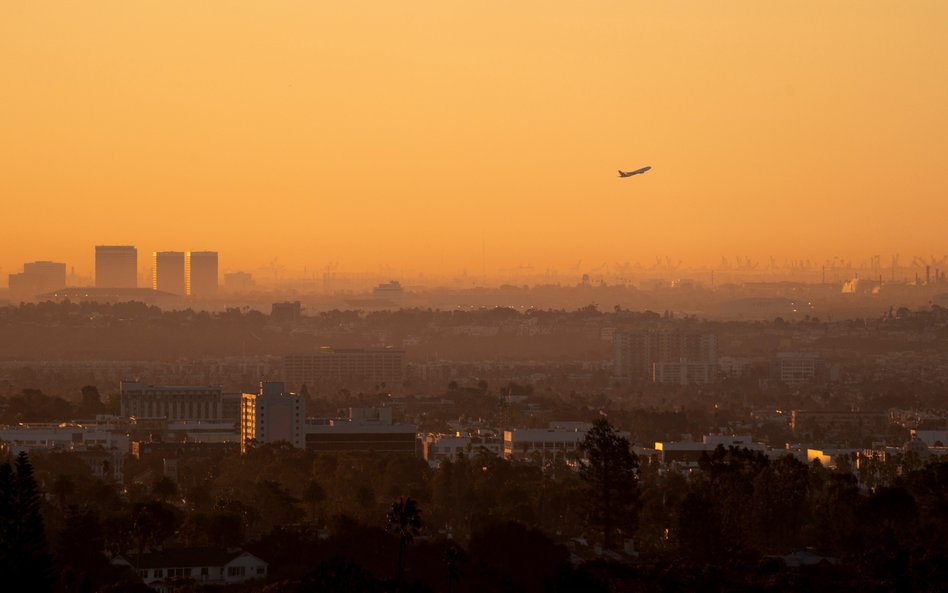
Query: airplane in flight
[{"left": 618, "top": 166, "right": 651, "bottom": 178}]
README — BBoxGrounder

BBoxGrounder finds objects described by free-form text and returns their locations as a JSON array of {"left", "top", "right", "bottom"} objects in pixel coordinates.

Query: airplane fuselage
[{"left": 618, "top": 166, "right": 651, "bottom": 177}]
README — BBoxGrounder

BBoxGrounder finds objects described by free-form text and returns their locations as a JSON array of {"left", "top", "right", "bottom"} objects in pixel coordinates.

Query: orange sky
[{"left": 2, "top": 2, "right": 947, "bottom": 282}]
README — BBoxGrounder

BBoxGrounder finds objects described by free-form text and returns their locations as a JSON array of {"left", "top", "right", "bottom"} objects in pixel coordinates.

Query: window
[
  {"left": 154, "top": 569, "right": 163, "bottom": 578},
  {"left": 201, "top": 567, "right": 209, "bottom": 577}
]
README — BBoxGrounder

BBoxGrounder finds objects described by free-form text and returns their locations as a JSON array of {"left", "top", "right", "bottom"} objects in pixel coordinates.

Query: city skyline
[
  {"left": 2, "top": 4, "right": 947, "bottom": 592},
  {"left": 2, "top": 2, "right": 947, "bottom": 279},
  {"left": 6, "top": 243, "right": 948, "bottom": 291}
]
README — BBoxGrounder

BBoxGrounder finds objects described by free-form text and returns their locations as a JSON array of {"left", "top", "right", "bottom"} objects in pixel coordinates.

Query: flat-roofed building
[
  {"left": 120, "top": 381, "right": 223, "bottom": 422},
  {"left": 304, "top": 422, "right": 417, "bottom": 455},
  {"left": 791, "top": 410, "right": 888, "bottom": 435},
  {"left": 0, "top": 423, "right": 130, "bottom": 455},
  {"left": 271, "top": 301, "right": 302, "bottom": 321},
  {"left": 38, "top": 287, "right": 178, "bottom": 307},
  {"left": 304, "top": 407, "right": 417, "bottom": 455},
  {"left": 153, "top": 251, "right": 186, "bottom": 295},
  {"left": 240, "top": 382, "right": 305, "bottom": 453},
  {"left": 284, "top": 347, "right": 406, "bottom": 389},
  {"left": 614, "top": 329, "right": 717, "bottom": 381},
  {"left": 424, "top": 429, "right": 503, "bottom": 465},
  {"left": 912, "top": 429, "right": 948, "bottom": 446},
  {"left": 187, "top": 251, "right": 219, "bottom": 297},
  {"left": 372, "top": 280, "right": 405, "bottom": 299},
  {"left": 653, "top": 360, "right": 717, "bottom": 385},
  {"left": 95, "top": 245, "right": 137, "bottom": 288},
  {"left": 221, "top": 393, "right": 242, "bottom": 424},
  {"left": 8, "top": 261, "right": 66, "bottom": 300},
  {"left": 773, "top": 352, "right": 824, "bottom": 385},
  {"left": 503, "top": 423, "right": 593, "bottom": 461},
  {"left": 654, "top": 435, "right": 766, "bottom": 467},
  {"left": 0, "top": 422, "right": 129, "bottom": 480},
  {"left": 807, "top": 447, "right": 859, "bottom": 469},
  {"left": 224, "top": 272, "right": 255, "bottom": 291}
]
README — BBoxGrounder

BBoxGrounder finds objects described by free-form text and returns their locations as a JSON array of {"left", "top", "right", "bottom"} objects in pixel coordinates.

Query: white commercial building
[
  {"left": 121, "top": 381, "right": 223, "bottom": 421},
  {"left": 653, "top": 435, "right": 766, "bottom": 467},
  {"left": 0, "top": 423, "right": 130, "bottom": 455},
  {"left": 424, "top": 429, "right": 502, "bottom": 465},
  {"left": 652, "top": 360, "right": 717, "bottom": 385},
  {"left": 503, "top": 422, "right": 593, "bottom": 461},
  {"left": 240, "top": 382, "right": 306, "bottom": 453}
]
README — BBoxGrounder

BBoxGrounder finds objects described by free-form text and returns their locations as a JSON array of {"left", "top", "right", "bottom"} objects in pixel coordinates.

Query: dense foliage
[{"left": 2, "top": 422, "right": 947, "bottom": 591}]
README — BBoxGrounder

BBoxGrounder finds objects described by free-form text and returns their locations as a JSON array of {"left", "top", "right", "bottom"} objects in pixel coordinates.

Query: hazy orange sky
[{"left": 2, "top": 2, "right": 947, "bottom": 282}]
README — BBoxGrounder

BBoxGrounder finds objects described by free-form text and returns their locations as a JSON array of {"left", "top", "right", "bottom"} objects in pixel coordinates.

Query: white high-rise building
[{"left": 240, "top": 382, "right": 306, "bottom": 453}]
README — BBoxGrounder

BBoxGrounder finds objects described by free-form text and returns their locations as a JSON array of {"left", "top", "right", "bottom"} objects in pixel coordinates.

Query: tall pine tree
[
  {"left": 579, "top": 417, "right": 640, "bottom": 550},
  {"left": 0, "top": 453, "right": 53, "bottom": 593}
]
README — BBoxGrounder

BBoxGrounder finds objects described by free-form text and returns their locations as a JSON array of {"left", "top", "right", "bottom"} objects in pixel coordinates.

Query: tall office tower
[
  {"left": 8, "top": 261, "right": 67, "bottom": 300},
  {"left": 186, "top": 251, "right": 219, "bottom": 296},
  {"left": 152, "top": 251, "right": 186, "bottom": 294},
  {"left": 95, "top": 245, "right": 138, "bottom": 288}
]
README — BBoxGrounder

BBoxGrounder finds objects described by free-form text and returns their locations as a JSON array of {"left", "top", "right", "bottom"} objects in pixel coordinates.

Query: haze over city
[
  {"left": 3, "top": 2, "right": 947, "bottom": 281},
  {"left": 3, "top": 4, "right": 948, "bottom": 593}
]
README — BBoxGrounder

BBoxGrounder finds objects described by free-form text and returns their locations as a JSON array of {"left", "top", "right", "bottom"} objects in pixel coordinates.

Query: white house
[{"left": 112, "top": 548, "right": 267, "bottom": 590}]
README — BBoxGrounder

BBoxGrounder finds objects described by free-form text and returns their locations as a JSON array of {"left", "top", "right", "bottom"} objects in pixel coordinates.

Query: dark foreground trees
[
  {"left": 0, "top": 453, "right": 53, "bottom": 593},
  {"left": 580, "top": 417, "right": 639, "bottom": 550},
  {"left": 387, "top": 496, "right": 422, "bottom": 584},
  {"left": 7, "top": 432, "right": 948, "bottom": 593}
]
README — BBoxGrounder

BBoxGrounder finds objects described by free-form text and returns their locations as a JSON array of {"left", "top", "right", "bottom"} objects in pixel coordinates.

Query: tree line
[{"left": 2, "top": 418, "right": 947, "bottom": 592}]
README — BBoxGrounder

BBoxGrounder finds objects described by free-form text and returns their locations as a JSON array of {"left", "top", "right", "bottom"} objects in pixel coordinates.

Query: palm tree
[{"left": 386, "top": 496, "right": 422, "bottom": 584}]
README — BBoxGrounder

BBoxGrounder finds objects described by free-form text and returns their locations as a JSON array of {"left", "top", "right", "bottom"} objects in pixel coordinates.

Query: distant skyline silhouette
[{"left": 2, "top": 2, "right": 946, "bottom": 282}]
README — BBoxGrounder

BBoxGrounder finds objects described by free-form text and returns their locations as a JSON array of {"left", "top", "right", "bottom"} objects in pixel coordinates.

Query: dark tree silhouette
[
  {"left": 445, "top": 544, "right": 463, "bottom": 593},
  {"left": 386, "top": 496, "right": 422, "bottom": 584},
  {"left": 0, "top": 453, "right": 53, "bottom": 593},
  {"left": 51, "top": 473, "right": 76, "bottom": 509},
  {"left": 301, "top": 559, "right": 380, "bottom": 593},
  {"left": 55, "top": 505, "right": 111, "bottom": 593},
  {"left": 302, "top": 479, "right": 326, "bottom": 525},
  {"left": 80, "top": 385, "right": 104, "bottom": 415},
  {"left": 580, "top": 417, "right": 639, "bottom": 550},
  {"left": 151, "top": 476, "right": 179, "bottom": 503},
  {"left": 130, "top": 501, "right": 178, "bottom": 565}
]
